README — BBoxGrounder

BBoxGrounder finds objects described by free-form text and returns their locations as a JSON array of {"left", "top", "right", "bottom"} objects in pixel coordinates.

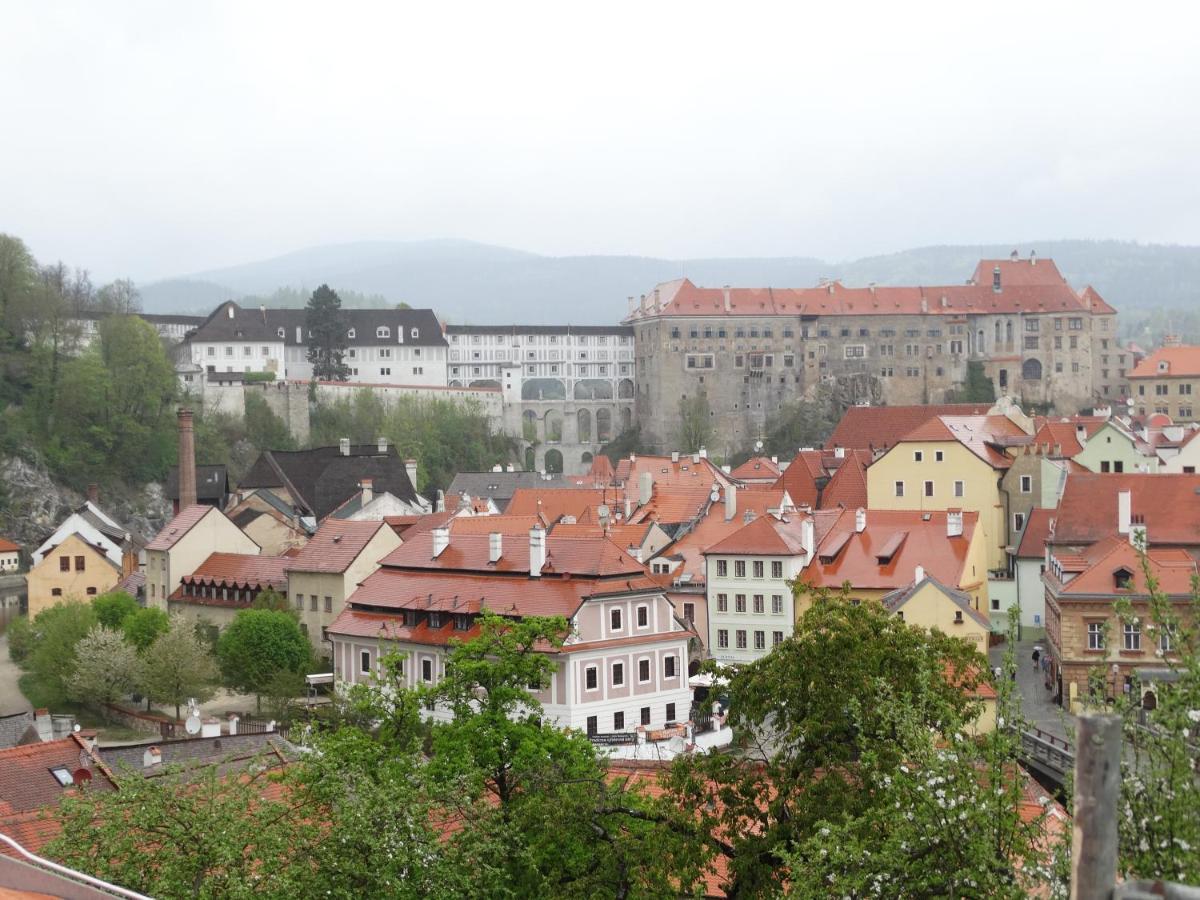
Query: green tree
[
  {"left": 91, "top": 591, "right": 139, "bottom": 629},
  {"left": 216, "top": 609, "right": 311, "bottom": 710},
  {"left": 763, "top": 387, "right": 839, "bottom": 458},
  {"left": 24, "top": 602, "right": 99, "bottom": 706},
  {"left": 0, "top": 233, "right": 36, "bottom": 347},
  {"left": 67, "top": 626, "right": 143, "bottom": 720},
  {"left": 678, "top": 395, "right": 713, "bottom": 453},
  {"left": 664, "top": 588, "right": 1026, "bottom": 897},
  {"left": 244, "top": 391, "right": 295, "bottom": 451},
  {"left": 946, "top": 360, "right": 997, "bottom": 404},
  {"left": 305, "top": 284, "right": 351, "bottom": 381},
  {"left": 250, "top": 586, "right": 292, "bottom": 612},
  {"left": 95, "top": 278, "right": 140, "bottom": 315},
  {"left": 122, "top": 606, "right": 171, "bottom": 652},
  {"left": 141, "top": 615, "right": 219, "bottom": 720}
]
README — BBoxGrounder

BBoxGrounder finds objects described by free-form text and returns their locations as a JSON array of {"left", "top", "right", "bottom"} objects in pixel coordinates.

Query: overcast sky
[{"left": 3, "top": 1, "right": 1199, "bottom": 283}]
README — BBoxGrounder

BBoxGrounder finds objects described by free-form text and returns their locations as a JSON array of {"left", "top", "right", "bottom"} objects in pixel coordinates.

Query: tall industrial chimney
[{"left": 177, "top": 408, "right": 197, "bottom": 511}]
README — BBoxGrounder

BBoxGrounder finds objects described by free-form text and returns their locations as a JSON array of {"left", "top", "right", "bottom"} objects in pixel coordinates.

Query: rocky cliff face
[{"left": 0, "top": 455, "right": 172, "bottom": 555}]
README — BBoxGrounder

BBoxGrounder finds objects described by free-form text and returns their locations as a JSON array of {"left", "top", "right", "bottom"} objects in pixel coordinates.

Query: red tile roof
[
  {"left": 627, "top": 485, "right": 715, "bottom": 526},
  {"left": 551, "top": 522, "right": 653, "bottom": 548},
  {"left": 703, "top": 514, "right": 811, "bottom": 557},
  {"left": 825, "top": 404, "right": 994, "bottom": 453},
  {"left": 505, "top": 488, "right": 612, "bottom": 521},
  {"left": 818, "top": 451, "right": 869, "bottom": 510},
  {"left": 1052, "top": 473, "right": 1200, "bottom": 547},
  {"left": 587, "top": 454, "right": 615, "bottom": 482},
  {"left": 1028, "top": 419, "right": 1104, "bottom": 457},
  {"left": 1016, "top": 508, "right": 1056, "bottom": 559},
  {"left": 897, "top": 415, "right": 1024, "bottom": 468},
  {"left": 1052, "top": 537, "right": 1199, "bottom": 596},
  {"left": 729, "top": 456, "right": 781, "bottom": 481},
  {"left": 379, "top": 531, "right": 647, "bottom": 579},
  {"left": 1129, "top": 345, "right": 1200, "bottom": 379},
  {"left": 448, "top": 514, "right": 546, "bottom": 535},
  {"left": 144, "top": 504, "right": 215, "bottom": 552},
  {"left": 0, "top": 538, "right": 18, "bottom": 553},
  {"left": 175, "top": 552, "right": 289, "bottom": 594},
  {"left": 612, "top": 454, "right": 730, "bottom": 490},
  {"left": 801, "top": 509, "right": 979, "bottom": 592},
  {"left": 285, "top": 520, "right": 391, "bottom": 574},
  {"left": 970, "top": 257, "right": 1069, "bottom": 288},
  {"left": 0, "top": 735, "right": 115, "bottom": 817}
]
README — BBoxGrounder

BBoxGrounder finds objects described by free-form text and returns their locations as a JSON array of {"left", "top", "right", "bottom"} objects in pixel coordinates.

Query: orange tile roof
[
  {"left": 177, "top": 552, "right": 289, "bottom": 591},
  {"left": 818, "top": 451, "right": 868, "bottom": 510},
  {"left": 505, "top": 488, "right": 614, "bottom": 521},
  {"left": 1052, "top": 537, "right": 1199, "bottom": 596},
  {"left": 0, "top": 735, "right": 115, "bottom": 817},
  {"left": 379, "top": 531, "right": 647, "bottom": 579},
  {"left": 551, "top": 522, "right": 653, "bottom": 548},
  {"left": 1016, "top": 508, "right": 1056, "bottom": 559},
  {"left": 825, "top": 404, "right": 994, "bottom": 453},
  {"left": 612, "top": 454, "right": 730, "bottom": 490},
  {"left": 627, "top": 485, "right": 715, "bottom": 526},
  {"left": 703, "top": 514, "right": 811, "bottom": 557},
  {"left": 1129, "top": 345, "right": 1200, "bottom": 379},
  {"left": 897, "top": 415, "right": 1023, "bottom": 468},
  {"left": 449, "top": 515, "right": 546, "bottom": 535},
  {"left": 802, "top": 509, "right": 979, "bottom": 591},
  {"left": 145, "top": 504, "right": 216, "bottom": 551},
  {"left": 587, "top": 454, "right": 615, "bottom": 482},
  {"left": 0, "top": 538, "right": 18, "bottom": 553},
  {"left": 1028, "top": 420, "right": 1101, "bottom": 457},
  {"left": 285, "top": 519, "right": 390, "bottom": 574},
  {"left": 729, "top": 456, "right": 781, "bottom": 481},
  {"left": 1052, "top": 473, "right": 1200, "bottom": 547}
]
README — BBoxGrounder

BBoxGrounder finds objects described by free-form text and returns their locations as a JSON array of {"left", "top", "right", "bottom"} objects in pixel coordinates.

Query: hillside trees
[{"left": 305, "top": 284, "right": 351, "bottom": 381}]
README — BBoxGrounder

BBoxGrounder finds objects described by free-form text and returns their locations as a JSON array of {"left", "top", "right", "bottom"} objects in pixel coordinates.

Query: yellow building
[
  {"left": 882, "top": 576, "right": 996, "bottom": 734},
  {"left": 866, "top": 414, "right": 1024, "bottom": 573},
  {"left": 144, "top": 505, "right": 260, "bottom": 610},
  {"left": 26, "top": 533, "right": 121, "bottom": 617}
]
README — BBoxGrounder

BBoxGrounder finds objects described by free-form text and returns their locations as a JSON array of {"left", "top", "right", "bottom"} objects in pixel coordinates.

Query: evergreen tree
[{"left": 304, "top": 284, "right": 351, "bottom": 381}]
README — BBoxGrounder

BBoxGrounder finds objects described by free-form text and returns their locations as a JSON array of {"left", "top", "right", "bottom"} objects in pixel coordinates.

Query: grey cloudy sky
[{"left": 3, "top": 1, "right": 1199, "bottom": 283}]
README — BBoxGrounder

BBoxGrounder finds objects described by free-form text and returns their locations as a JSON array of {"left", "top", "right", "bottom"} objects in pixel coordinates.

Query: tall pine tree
[{"left": 305, "top": 284, "right": 351, "bottom": 381}]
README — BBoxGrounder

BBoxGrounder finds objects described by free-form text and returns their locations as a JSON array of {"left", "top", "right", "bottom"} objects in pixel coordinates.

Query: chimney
[
  {"left": 34, "top": 709, "right": 51, "bottom": 742},
  {"left": 598, "top": 505, "right": 611, "bottom": 530},
  {"left": 1129, "top": 515, "right": 1148, "bottom": 549},
  {"left": 491, "top": 464, "right": 502, "bottom": 473},
  {"left": 1076, "top": 424, "right": 1087, "bottom": 443},
  {"left": 914, "top": 564, "right": 925, "bottom": 584},
  {"left": 854, "top": 507, "right": 866, "bottom": 533},
  {"left": 259, "top": 303, "right": 266, "bottom": 323},
  {"left": 1030, "top": 250, "right": 1037, "bottom": 265},
  {"left": 725, "top": 485, "right": 737, "bottom": 521},
  {"left": 1010, "top": 249, "right": 1019, "bottom": 262},
  {"left": 227, "top": 714, "right": 239, "bottom": 735},
  {"left": 834, "top": 447, "right": 845, "bottom": 459},
  {"left": 143, "top": 746, "right": 162, "bottom": 768},
  {"left": 992, "top": 266, "right": 1002, "bottom": 293},
  {"left": 339, "top": 438, "right": 351, "bottom": 456},
  {"left": 723, "top": 285, "right": 732, "bottom": 312},
  {"left": 122, "top": 535, "right": 137, "bottom": 577},
  {"left": 360, "top": 478, "right": 374, "bottom": 506},
  {"left": 86, "top": 483, "right": 99, "bottom": 506},
  {"left": 699, "top": 447, "right": 708, "bottom": 459},
  {"left": 377, "top": 436, "right": 388, "bottom": 453},
  {"left": 692, "top": 452, "right": 700, "bottom": 464},
  {"left": 489, "top": 532, "right": 502, "bottom": 563},
  {"left": 800, "top": 517, "right": 815, "bottom": 560},
  {"left": 529, "top": 526, "right": 546, "bottom": 577},
  {"left": 432, "top": 526, "right": 450, "bottom": 557},
  {"left": 177, "top": 408, "right": 197, "bottom": 510},
  {"left": 947, "top": 508, "right": 964, "bottom": 538},
  {"left": 405, "top": 458, "right": 418, "bottom": 489},
  {"left": 671, "top": 450, "right": 680, "bottom": 463},
  {"left": 638, "top": 471, "right": 653, "bottom": 506},
  {"left": 1117, "top": 489, "right": 1132, "bottom": 535},
  {"left": 653, "top": 287, "right": 661, "bottom": 312}
]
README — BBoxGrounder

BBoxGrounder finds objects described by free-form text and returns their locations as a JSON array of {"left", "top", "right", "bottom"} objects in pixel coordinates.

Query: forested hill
[{"left": 138, "top": 238, "right": 1200, "bottom": 324}]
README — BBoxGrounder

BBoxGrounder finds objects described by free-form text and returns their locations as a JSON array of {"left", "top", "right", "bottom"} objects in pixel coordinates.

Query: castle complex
[{"left": 624, "top": 253, "right": 1121, "bottom": 453}]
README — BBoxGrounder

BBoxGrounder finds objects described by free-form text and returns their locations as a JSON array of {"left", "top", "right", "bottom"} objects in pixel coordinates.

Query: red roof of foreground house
[
  {"left": 0, "top": 538, "right": 18, "bottom": 553},
  {"left": 627, "top": 485, "right": 715, "bottom": 527},
  {"left": 174, "top": 552, "right": 288, "bottom": 595},
  {"left": 896, "top": 415, "right": 1023, "bottom": 468},
  {"left": 801, "top": 509, "right": 980, "bottom": 592},
  {"left": 0, "top": 735, "right": 115, "bottom": 817},
  {"left": 1051, "top": 473, "right": 1200, "bottom": 547},
  {"left": 1016, "top": 508, "right": 1056, "bottom": 559},
  {"left": 729, "top": 456, "right": 781, "bottom": 482},
  {"left": 145, "top": 504, "right": 217, "bottom": 551},
  {"left": 825, "top": 404, "right": 994, "bottom": 453},
  {"left": 819, "top": 451, "right": 869, "bottom": 510},
  {"left": 378, "top": 530, "right": 647, "bottom": 579},
  {"left": 1050, "top": 536, "right": 1199, "bottom": 597},
  {"left": 1129, "top": 346, "right": 1200, "bottom": 379},
  {"left": 284, "top": 519, "right": 390, "bottom": 574},
  {"left": 702, "top": 513, "right": 812, "bottom": 557}
]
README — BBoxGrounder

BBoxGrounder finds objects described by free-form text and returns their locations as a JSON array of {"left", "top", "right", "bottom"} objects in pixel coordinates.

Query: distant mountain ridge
[{"left": 138, "top": 238, "right": 1200, "bottom": 324}]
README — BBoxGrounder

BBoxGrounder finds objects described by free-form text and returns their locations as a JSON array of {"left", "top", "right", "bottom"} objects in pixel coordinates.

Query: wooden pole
[{"left": 1071, "top": 713, "right": 1122, "bottom": 900}]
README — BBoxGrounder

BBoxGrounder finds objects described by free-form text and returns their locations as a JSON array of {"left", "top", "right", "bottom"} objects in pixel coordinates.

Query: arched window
[
  {"left": 617, "top": 378, "right": 634, "bottom": 399},
  {"left": 544, "top": 409, "right": 563, "bottom": 442},
  {"left": 621, "top": 407, "right": 632, "bottom": 432},
  {"left": 577, "top": 408, "right": 592, "bottom": 442},
  {"left": 581, "top": 451, "right": 594, "bottom": 466},
  {"left": 1022, "top": 358, "right": 1043, "bottom": 381},
  {"left": 1005, "top": 321, "right": 1013, "bottom": 344},
  {"left": 469, "top": 379, "right": 500, "bottom": 389},
  {"left": 994, "top": 321, "right": 1001, "bottom": 345},
  {"left": 521, "top": 378, "right": 565, "bottom": 400},
  {"left": 596, "top": 408, "right": 613, "bottom": 442},
  {"left": 544, "top": 449, "right": 564, "bottom": 474},
  {"left": 574, "top": 379, "right": 613, "bottom": 400}
]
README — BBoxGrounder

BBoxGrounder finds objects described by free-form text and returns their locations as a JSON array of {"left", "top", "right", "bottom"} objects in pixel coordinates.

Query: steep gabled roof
[
  {"left": 729, "top": 456, "right": 781, "bottom": 482},
  {"left": 1016, "top": 508, "right": 1056, "bottom": 559},
  {"left": 825, "top": 404, "right": 993, "bottom": 453},
  {"left": 702, "top": 514, "right": 811, "bottom": 557},
  {"left": 175, "top": 552, "right": 289, "bottom": 593},
  {"left": 882, "top": 576, "right": 990, "bottom": 629},
  {"left": 1129, "top": 345, "right": 1200, "bottom": 379},
  {"left": 896, "top": 415, "right": 1021, "bottom": 469},
  {"left": 145, "top": 505, "right": 217, "bottom": 552},
  {"left": 285, "top": 519, "right": 390, "bottom": 574},
  {"left": 1052, "top": 473, "right": 1200, "bottom": 547},
  {"left": 1053, "top": 537, "right": 1199, "bottom": 596},
  {"left": 819, "top": 452, "right": 869, "bottom": 510}
]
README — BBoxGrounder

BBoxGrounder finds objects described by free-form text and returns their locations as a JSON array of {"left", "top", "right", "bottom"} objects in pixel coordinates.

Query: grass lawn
[{"left": 18, "top": 672, "right": 161, "bottom": 743}]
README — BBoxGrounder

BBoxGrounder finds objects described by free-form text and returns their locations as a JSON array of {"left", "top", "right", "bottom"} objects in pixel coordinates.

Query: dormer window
[
  {"left": 276, "top": 327, "right": 285, "bottom": 338},
  {"left": 411, "top": 327, "right": 419, "bottom": 339},
  {"left": 1114, "top": 567, "right": 1134, "bottom": 590},
  {"left": 347, "top": 328, "right": 356, "bottom": 339},
  {"left": 377, "top": 326, "right": 390, "bottom": 339}
]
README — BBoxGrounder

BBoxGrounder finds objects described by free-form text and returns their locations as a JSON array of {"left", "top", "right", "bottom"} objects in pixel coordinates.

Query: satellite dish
[
  {"left": 709, "top": 487, "right": 720, "bottom": 502},
  {"left": 72, "top": 768, "right": 93, "bottom": 785},
  {"left": 754, "top": 440, "right": 764, "bottom": 452},
  {"left": 185, "top": 715, "right": 202, "bottom": 735}
]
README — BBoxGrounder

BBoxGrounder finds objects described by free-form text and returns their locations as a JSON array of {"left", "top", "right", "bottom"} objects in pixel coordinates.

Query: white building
[{"left": 702, "top": 511, "right": 814, "bottom": 665}]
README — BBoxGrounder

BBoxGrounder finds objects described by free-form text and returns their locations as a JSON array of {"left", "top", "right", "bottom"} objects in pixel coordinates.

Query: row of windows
[
  {"left": 715, "top": 594, "right": 785, "bottom": 614},
  {"left": 293, "top": 593, "right": 334, "bottom": 613},
  {"left": 58, "top": 555, "right": 86, "bottom": 572},
  {"left": 585, "top": 702, "right": 678, "bottom": 735},
  {"left": 50, "top": 586, "right": 97, "bottom": 597},
  {"left": 451, "top": 334, "right": 630, "bottom": 346},
  {"left": 359, "top": 650, "right": 439, "bottom": 682},
  {"left": 894, "top": 480, "right": 965, "bottom": 498},
  {"left": 583, "top": 655, "right": 678, "bottom": 690},
  {"left": 716, "top": 629, "right": 785, "bottom": 650},
  {"left": 608, "top": 604, "right": 653, "bottom": 632},
  {"left": 1138, "top": 383, "right": 1194, "bottom": 396},
  {"left": 714, "top": 559, "right": 785, "bottom": 579},
  {"left": 1086, "top": 621, "right": 1174, "bottom": 653}
]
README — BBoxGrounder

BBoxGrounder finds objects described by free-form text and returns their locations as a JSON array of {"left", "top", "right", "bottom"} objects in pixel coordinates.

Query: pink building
[{"left": 329, "top": 525, "right": 695, "bottom": 737}]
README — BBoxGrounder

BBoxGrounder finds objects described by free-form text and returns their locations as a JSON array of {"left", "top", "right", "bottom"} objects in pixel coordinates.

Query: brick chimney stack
[{"left": 177, "top": 408, "right": 198, "bottom": 510}]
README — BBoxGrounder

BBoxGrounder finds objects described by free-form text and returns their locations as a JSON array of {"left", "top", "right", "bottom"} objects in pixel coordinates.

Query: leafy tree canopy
[
  {"left": 216, "top": 609, "right": 311, "bottom": 708},
  {"left": 91, "top": 591, "right": 139, "bottom": 629}
]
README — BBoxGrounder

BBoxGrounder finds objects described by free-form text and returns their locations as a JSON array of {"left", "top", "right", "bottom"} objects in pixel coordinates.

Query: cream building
[
  {"left": 144, "top": 506, "right": 260, "bottom": 609},
  {"left": 26, "top": 533, "right": 121, "bottom": 617}
]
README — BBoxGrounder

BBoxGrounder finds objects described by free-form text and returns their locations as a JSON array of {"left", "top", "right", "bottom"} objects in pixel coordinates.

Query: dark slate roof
[
  {"left": 239, "top": 445, "right": 422, "bottom": 520},
  {"left": 447, "top": 471, "right": 575, "bottom": 511},
  {"left": 77, "top": 505, "right": 145, "bottom": 553},
  {"left": 188, "top": 301, "right": 446, "bottom": 347},
  {"left": 99, "top": 732, "right": 294, "bottom": 779},
  {"left": 446, "top": 324, "right": 633, "bottom": 336},
  {"left": 165, "top": 465, "right": 229, "bottom": 503},
  {"left": 0, "top": 712, "right": 35, "bottom": 750}
]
